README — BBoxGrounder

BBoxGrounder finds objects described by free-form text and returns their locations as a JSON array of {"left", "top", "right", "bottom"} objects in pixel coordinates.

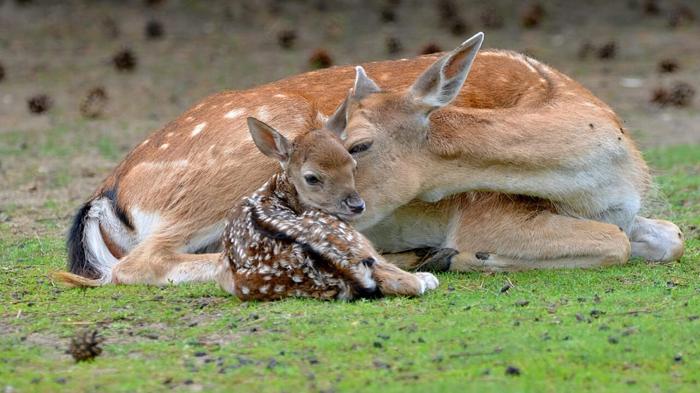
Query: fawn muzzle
[{"left": 344, "top": 193, "right": 366, "bottom": 215}]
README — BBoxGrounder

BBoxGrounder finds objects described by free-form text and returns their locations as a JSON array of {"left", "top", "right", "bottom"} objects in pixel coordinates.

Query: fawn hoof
[
  {"left": 414, "top": 247, "right": 458, "bottom": 272},
  {"left": 415, "top": 272, "right": 440, "bottom": 294}
]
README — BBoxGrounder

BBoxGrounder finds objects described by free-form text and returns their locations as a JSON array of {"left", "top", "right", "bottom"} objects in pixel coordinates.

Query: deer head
[
  {"left": 246, "top": 113, "right": 365, "bottom": 221},
  {"left": 324, "top": 32, "right": 484, "bottom": 228}
]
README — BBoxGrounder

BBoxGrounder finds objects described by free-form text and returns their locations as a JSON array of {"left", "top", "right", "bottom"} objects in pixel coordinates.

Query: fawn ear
[
  {"left": 409, "top": 32, "right": 484, "bottom": 111},
  {"left": 325, "top": 89, "right": 351, "bottom": 140},
  {"left": 352, "top": 66, "right": 381, "bottom": 100},
  {"left": 247, "top": 117, "right": 291, "bottom": 165}
]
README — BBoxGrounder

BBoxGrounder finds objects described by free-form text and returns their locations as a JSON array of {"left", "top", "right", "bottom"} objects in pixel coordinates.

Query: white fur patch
[
  {"left": 82, "top": 198, "right": 123, "bottom": 283},
  {"left": 255, "top": 106, "right": 270, "bottom": 122},
  {"left": 166, "top": 259, "right": 223, "bottom": 284},
  {"left": 224, "top": 108, "right": 245, "bottom": 119},
  {"left": 131, "top": 208, "right": 163, "bottom": 243},
  {"left": 182, "top": 221, "right": 226, "bottom": 253},
  {"left": 191, "top": 122, "right": 207, "bottom": 137},
  {"left": 159, "top": 143, "right": 169, "bottom": 150}
]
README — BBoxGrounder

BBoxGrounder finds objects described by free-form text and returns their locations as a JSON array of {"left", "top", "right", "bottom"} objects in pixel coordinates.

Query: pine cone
[{"left": 68, "top": 330, "right": 104, "bottom": 362}]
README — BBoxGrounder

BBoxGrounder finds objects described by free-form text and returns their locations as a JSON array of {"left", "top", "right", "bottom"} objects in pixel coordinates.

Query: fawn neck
[{"left": 269, "top": 172, "right": 305, "bottom": 215}]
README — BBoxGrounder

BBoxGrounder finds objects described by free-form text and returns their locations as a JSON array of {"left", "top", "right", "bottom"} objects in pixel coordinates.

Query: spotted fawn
[{"left": 218, "top": 116, "right": 439, "bottom": 301}]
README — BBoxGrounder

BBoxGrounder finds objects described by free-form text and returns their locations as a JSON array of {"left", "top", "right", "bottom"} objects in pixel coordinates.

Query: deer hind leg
[
  {"left": 111, "top": 224, "right": 223, "bottom": 285},
  {"left": 444, "top": 197, "right": 631, "bottom": 272},
  {"left": 112, "top": 249, "right": 222, "bottom": 285},
  {"left": 629, "top": 216, "right": 684, "bottom": 262}
]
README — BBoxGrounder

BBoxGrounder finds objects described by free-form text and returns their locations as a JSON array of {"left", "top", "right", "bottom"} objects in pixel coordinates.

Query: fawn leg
[{"left": 372, "top": 259, "right": 439, "bottom": 296}]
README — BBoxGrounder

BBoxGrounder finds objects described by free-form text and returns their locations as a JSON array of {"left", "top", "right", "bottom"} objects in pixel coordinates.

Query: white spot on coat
[
  {"left": 191, "top": 122, "right": 207, "bottom": 137},
  {"left": 255, "top": 106, "right": 270, "bottom": 122},
  {"left": 224, "top": 108, "right": 245, "bottom": 119}
]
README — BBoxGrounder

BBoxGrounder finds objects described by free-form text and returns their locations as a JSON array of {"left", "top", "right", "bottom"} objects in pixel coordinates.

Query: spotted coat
[{"left": 222, "top": 173, "right": 378, "bottom": 301}]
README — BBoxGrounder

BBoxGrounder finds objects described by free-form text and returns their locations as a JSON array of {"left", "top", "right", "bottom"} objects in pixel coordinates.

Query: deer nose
[{"left": 344, "top": 193, "right": 365, "bottom": 214}]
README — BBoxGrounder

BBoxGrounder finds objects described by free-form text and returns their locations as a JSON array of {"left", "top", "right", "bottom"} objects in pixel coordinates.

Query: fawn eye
[
  {"left": 304, "top": 174, "right": 321, "bottom": 185},
  {"left": 348, "top": 141, "right": 373, "bottom": 155}
]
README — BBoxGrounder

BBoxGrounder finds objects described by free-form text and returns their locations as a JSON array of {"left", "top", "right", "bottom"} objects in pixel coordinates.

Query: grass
[{"left": 1, "top": 145, "right": 699, "bottom": 393}]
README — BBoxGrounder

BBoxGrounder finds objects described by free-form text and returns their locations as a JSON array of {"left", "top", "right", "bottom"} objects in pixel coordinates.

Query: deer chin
[{"left": 334, "top": 210, "right": 363, "bottom": 222}]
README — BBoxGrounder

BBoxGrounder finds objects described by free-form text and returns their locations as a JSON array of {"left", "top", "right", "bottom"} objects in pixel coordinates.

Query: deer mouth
[{"left": 335, "top": 211, "right": 363, "bottom": 222}]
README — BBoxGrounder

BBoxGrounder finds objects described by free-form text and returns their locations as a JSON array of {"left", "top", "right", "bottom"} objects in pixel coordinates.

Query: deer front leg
[
  {"left": 629, "top": 216, "right": 684, "bottom": 262},
  {"left": 440, "top": 196, "right": 631, "bottom": 272}
]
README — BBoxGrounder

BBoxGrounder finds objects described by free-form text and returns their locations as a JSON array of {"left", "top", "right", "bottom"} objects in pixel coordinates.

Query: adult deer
[{"left": 57, "top": 32, "right": 683, "bottom": 286}]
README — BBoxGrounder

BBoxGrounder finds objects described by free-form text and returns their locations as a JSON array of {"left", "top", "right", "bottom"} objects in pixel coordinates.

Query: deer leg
[
  {"left": 372, "top": 259, "right": 439, "bottom": 296},
  {"left": 110, "top": 225, "right": 223, "bottom": 285},
  {"left": 629, "top": 216, "right": 684, "bottom": 262},
  {"left": 112, "top": 250, "right": 222, "bottom": 285},
  {"left": 443, "top": 198, "right": 631, "bottom": 272}
]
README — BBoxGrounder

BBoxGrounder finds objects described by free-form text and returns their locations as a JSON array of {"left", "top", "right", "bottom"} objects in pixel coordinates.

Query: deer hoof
[
  {"left": 415, "top": 272, "right": 440, "bottom": 294},
  {"left": 414, "top": 247, "right": 458, "bottom": 272}
]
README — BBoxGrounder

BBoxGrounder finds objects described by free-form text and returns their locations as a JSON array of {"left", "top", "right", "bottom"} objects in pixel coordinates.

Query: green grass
[{"left": 1, "top": 145, "right": 699, "bottom": 393}]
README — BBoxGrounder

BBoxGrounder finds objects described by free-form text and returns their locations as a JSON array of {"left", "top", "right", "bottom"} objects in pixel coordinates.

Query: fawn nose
[{"left": 344, "top": 193, "right": 365, "bottom": 214}]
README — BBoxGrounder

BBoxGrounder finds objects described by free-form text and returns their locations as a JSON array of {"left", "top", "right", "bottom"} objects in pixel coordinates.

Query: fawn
[{"left": 216, "top": 116, "right": 439, "bottom": 301}]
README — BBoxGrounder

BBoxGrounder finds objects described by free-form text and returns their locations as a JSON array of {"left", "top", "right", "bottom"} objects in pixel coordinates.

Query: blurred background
[{"left": 0, "top": 0, "right": 698, "bottom": 239}]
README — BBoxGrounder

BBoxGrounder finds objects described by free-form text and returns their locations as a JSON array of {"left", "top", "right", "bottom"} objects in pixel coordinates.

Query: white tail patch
[
  {"left": 224, "top": 108, "right": 245, "bottom": 119},
  {"left": 191, "top": 122, "right": 207, "bottom": 137},
  {"left": 82, "top": 198, "right": 122, "bottom": 284}
]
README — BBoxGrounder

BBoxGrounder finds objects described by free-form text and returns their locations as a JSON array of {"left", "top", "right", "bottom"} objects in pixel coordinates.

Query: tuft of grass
[{"left": 1, "top": 145, "right": 699, "bottom": 393}]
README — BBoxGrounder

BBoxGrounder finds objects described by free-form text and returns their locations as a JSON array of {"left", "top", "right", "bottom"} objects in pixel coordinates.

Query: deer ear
[
  {"left": 247, "top": 117, "right": 291, "bottom": 165},
  {"left": 352, "top": 66, "right": 381, "bottom": 100},
  {"left": 325, "top": 89, "right": 351, "bottom": 140},
  {"left": 409, "top": 32, "right": 484, "bottom": 111}
]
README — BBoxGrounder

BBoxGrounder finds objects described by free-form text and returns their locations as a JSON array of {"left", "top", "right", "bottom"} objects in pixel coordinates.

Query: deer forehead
[{"left": 292, "top": 132, "right": 354, "bottom": 171}]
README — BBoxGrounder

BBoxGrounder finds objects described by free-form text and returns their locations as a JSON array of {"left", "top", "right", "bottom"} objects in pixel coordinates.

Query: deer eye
[
  {"left": 348, "top": 141, "right": 373, "bottom": 155},
  {"left": 304, "top": 174, "right": 321, "bottom": 185}
]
